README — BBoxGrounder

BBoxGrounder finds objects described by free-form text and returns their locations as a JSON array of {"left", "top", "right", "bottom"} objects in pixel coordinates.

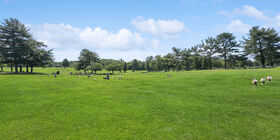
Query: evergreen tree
[
  {"left": 217, "top": 33, "right": 239, "bottom": 69},
  {"left": 62, "top": 58, "right": 70, "bottom": 67},
  {"left": 123, "top": 62, "right": 128, "bottom": 73}
]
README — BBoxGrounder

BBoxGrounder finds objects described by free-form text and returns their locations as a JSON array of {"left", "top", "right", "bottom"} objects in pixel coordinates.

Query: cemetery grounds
[{"left": 0, "top": 67, "right": 280, "bottom": 139}]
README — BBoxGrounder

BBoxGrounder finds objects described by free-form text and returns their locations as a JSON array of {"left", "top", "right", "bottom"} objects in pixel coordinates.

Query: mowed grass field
[{"left": 0, "top": 67, "right": 280, "bottom": 139}]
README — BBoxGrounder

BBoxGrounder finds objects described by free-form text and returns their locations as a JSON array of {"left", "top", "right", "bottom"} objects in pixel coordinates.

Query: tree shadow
[{"left": 0, "top": 72, "right": 47, "bottom": 75}]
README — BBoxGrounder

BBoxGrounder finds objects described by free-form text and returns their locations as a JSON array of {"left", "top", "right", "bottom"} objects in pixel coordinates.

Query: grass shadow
[{"left": 0, "top": 72, "right": 47, "bottom": 75}]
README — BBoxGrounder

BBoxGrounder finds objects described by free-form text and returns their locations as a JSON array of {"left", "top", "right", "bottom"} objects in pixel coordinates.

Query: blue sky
[{"left": 1, "top": 0, "right": 280, "bottom": 61}]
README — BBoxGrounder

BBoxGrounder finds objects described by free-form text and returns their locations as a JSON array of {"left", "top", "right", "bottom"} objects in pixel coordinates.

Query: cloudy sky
[{"left": 1, "top": 0, "right": 280, "bottom": 61}]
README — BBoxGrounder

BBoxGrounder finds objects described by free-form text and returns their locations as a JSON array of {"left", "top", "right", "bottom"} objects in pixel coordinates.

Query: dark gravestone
[
  {"left": 106, "top": 72, "right": 110, "bottom": 80},
  {"left": 103, "top": 73, "right": 110, "bottom": 80}
]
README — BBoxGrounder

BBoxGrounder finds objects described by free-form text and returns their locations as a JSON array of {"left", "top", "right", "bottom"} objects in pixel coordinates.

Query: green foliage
[
  {"left": 76, "top": 49, "right": 99, "bottom": 73},
  {"left": 105, "top": 61, "right": 121, "bottom": 73},
  {"left": 244, "top": 26, "right": 280, "bottom": 67},
  {"left": 0, "top": 18, "right": 53, "bottom": 73},
  {"left": 200, "top": 37, "right": 218, "bottom": 69},
  {"left": 217, "top": 32, "right": 239, "bottom": 69},
  {"left": 123, "top": 62, "right": 128, "bottom": 73},
  {"left": 62, "top": 58, "right": 70, "bottom": 67},
  {"left": 86, "top": 62, "right": 103, "bottom": 73}
]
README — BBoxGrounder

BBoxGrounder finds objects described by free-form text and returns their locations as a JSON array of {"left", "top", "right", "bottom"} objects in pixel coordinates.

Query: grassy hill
[{"left": 0, "top": 67, "right": 279, "bottom": 139}]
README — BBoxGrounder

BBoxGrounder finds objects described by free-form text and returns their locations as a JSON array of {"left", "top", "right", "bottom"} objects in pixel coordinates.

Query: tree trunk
[
  {"left": 26, "top": 65, "right": 29, "bottom": 72},
  {"left": 15, "top": 63, "right": 18, "bottom": 73},
  {"left": 259, "top": 42, "right": 265, "bottom": 68},
  {"left": 20, "top": 65, "right": 22, "bottom": 72},
  {"left": 11, "top": 65, "right": 13, "bottom": 72},
  {"left": 209, "top": 56, "right": 212, "bottom": 70},
  {"left": 224, "top": 55, "right": 227, "bottom": 69},
  {"left": 0, "top": 66, "right": 3, "bottom": 72},
  {"left": 260, "top": 50, "right": 265, "bottom": 68},
  {"left": 31, "top": 65, "right": 33, "bottom": 73},
  {"left": 223, "top": 45, "right": 227, "bottom": 69}
]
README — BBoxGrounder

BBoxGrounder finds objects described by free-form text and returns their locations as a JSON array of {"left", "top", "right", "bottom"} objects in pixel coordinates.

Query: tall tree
[
  {"left": 123, "top": 62, "right": 128, "bottom": 73},
  {"left": 76, "top": 49, "right": 100, "bottom": 73},
  {"left": 62, "top": 58, "right": 70, "bottom": 67},
  {"left": 163, "top": 53, "right": 175, "bottom": 71},
  {"left": 264, "top": 28, "right": 280, "bottom": 66},
  {"left": 243, "top": 27, "right": 266, "bottom": 67},
  {"left": 0, "top": 18, "right": 32, "bottom": 73},
  {"left": 172, "top": 47, "right": 182, "bottom": 71},
  {"left": 217, "top": 32, "right": 239, "bottom": 69},
  {"left": 243, "top": 26, "right": 280, "bottom": 67},
  {"left": 131, "top": 59, "right": 139, "bottom": 72},
  {"left": 200, "top": 37, "right": 218, "bottom": 69},
  {"left": 180, "top": 49, "right": 192, "bottom": 70},
  {"left": 155, "top": 55, "right": 164, "bottom": 71},
  {"left": 190, "top": 45, "right": 203, "bottom": 70},
  {"left": 145, "top": 56, "right": 153, "bottom": 72},
  {"left": 26, "top": 39, "right": 53, "bottom": 73}
]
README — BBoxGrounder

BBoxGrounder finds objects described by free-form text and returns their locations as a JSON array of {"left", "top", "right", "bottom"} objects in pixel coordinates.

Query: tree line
[
  {"left": 1, "top": 18, "right": 280, "bottom": 74},
  {"left": 0, "top": 18, "right": 53, "bottom": 73},
  {"left": 70, "top": 27, "right": 280, "bottom": 73}
]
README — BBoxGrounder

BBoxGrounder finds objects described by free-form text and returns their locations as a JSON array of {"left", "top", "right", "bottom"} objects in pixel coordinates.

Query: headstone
[
  {"left": 267, "top": 76, "right": 272, "bottom": 82},
  {"left": 252, "top": 79, "right": 258, "bottom": 86},
  {"left": 119, "top": 76, "right": 123, "bottom": 80},
  {"left": 106, "top": 72, "right": 110, "bottom": 80},
  {"left": 260, "top": 78, "right": 266, "bottom": 85},
  {"left": 167, "top": 74, "right": 172, "bottom": 78}
]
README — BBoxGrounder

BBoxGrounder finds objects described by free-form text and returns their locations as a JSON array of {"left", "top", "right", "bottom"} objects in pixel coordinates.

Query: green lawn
[{"left": 0, "top": 68, "right": 280, "bottom": 139}]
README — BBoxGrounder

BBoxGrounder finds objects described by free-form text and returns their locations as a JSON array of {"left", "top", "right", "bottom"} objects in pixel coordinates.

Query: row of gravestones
[
  {"left": 69, "top": 72, "right": 94, "bottom": 75},
  {"left": 52, "top": 71, "right": 114, "bottom": 75},
  {"left": 68, "top": 72, "right": 113, "bottom": 75}
]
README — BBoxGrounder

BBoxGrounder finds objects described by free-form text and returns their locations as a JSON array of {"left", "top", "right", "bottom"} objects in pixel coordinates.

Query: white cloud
[
  {"left": 180, "top": 0, "right": 223, "bottom": 5},
  {"left": 212, "top": 0, "right": 223, "bottom": 3},
  {"left": 216, "top": 20, "right": 251, "bottom": 34},
  {"left": 276, "top": 14, "right": 280, "bottom": 26},
  {"left": 219, "top": 5, "right": 280, "bottom": 29},
  {"left": 79, "top": 27, "right": 146, "bottom": 50},
  {"left": 218, "top": 11, "right": 234, "bottom": 18},
  {"left": 98, "top": 49, "right": 163, "bottom": 61},
  {"left": 30, "top": 23, "right": 162, "bottom": 61},
  {"left": 226, "top": 20, "right": 251, "bottom": 34},
  {"left": 234, "top": 5, "right": 270, "bottom": 21},
  {"left": 132, "top": 16, "right": 186, "bottom": 38}
]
